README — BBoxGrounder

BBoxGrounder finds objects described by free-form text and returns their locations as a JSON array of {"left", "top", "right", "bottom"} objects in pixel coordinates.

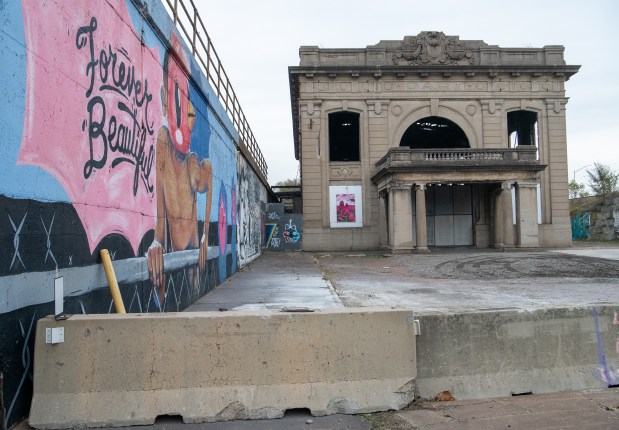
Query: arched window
[
  {"left": 329, "top": 112, "right": 360, "bottom": 162},
  {"left": 507, "top": 110, "right": 538, "bottom": 147},
  {"left": 399, "top": 116, "right": 469, "bottom": 149}
]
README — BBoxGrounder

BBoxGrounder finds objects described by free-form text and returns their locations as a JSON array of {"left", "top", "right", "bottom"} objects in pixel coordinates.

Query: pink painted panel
[{"left": 19, "top": 0, "right": 163, "bottom": 255}]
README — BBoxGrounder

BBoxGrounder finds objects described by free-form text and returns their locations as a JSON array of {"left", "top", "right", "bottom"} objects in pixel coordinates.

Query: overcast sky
[{"left": 194, "top": 0, "right": 619, "bottom": 187}]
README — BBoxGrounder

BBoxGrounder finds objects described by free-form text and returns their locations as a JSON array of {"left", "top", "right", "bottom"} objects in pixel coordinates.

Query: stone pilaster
[
  {"left": 493, "top": 181, "right": 514, "bottom": 248},
  {"left": 378, "top": 190, "right": 389, "bottom": 249},
  {"left": 388, "top": 184, "right": 414, "bottom": 252},
  {"left": 515, "top": 181, "right": 539, "bottom": 247}
]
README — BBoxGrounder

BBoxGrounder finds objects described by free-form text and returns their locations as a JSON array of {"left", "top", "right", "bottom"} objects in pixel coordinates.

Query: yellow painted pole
[{"left": 100, "top": 249, "right": 126, "bottom": 314}]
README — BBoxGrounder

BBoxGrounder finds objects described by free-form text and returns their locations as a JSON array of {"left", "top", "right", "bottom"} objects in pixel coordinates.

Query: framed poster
[{"left": 329, "top": 185, "right": 362, "bottom": 228}]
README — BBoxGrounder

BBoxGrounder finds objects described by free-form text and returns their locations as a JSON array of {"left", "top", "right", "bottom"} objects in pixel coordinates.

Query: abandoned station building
[{"left": 289, "top": 32, "right": 579, "bottom": 252}]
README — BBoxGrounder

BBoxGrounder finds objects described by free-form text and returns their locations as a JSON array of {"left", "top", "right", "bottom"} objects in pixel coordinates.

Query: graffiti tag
[{"left": 283, "top": 219, "right": 301, "bottom": 243}]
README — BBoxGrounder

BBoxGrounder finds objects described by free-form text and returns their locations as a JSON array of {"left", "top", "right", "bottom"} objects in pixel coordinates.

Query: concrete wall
[
  {"left": 265, "top": 203, "right": 303, "bottom": 251},
  {"left": 0, "top": 1, "right": 267, "bottom": 427},
  {"left": 29, "top": 309, "right": 416, "bottom": 428},
  {"left": 415, "top": 307, "right": 619, "bottom": 401}
]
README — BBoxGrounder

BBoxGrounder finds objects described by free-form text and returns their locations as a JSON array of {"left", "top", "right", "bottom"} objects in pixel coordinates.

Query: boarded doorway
[{"left": 413, "top": 184, "right": 473, "bottom": 246}]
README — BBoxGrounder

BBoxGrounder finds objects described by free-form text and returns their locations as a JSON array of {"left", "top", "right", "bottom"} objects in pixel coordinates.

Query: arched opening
[{"left": 400, "top": 116, "right": 469, "bottom": 149}]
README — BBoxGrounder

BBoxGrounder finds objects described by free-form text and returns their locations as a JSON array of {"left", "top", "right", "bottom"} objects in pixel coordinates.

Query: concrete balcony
[
  {"left": 372, "top": 146, "right": 545, "bottom": 186},
  {"left": 377, "top": 146, "right": 539, "bottom": 169}
]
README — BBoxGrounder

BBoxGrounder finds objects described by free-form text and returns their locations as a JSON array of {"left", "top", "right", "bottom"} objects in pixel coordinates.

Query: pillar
[
  {"left": 493, "top": 181, "right": 514, "bottom": 248},
  {"left": 388, "top": 184, "right": 414, "bottom": 252},
  {"left": 378, "top": 190, "right": 389, "bottom": 249},
  {"left": 501, "top": 182, "right": 515, "bottom": 247},
  {"left": 415, "top": 184, "right": 429, "bottom": 252},
  {"left": 515, "top": 181, "right": 540, "bottom": 247}
]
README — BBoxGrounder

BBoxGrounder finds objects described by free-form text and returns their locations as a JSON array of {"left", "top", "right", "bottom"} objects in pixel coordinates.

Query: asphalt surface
[
  {"left": 190, "top": 247, "right": 619, "bottom": 315},
  {"left": 314, "top": 248, "right": 619, "bottom": 314}
]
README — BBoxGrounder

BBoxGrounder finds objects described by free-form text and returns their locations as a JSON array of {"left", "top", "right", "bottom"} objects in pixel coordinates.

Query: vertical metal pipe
[{"left": 100, "top": 249, "right": 126, "bottom": 314}]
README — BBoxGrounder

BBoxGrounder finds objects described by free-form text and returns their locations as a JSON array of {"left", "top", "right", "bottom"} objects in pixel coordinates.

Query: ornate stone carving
[{"left": 393, "top": 32, "right": 473, "bottom": 66}]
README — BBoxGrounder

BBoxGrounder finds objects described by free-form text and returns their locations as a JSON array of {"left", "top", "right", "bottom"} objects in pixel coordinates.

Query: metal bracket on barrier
[
  {"left": 414, "top": 319, "right": 421, "bottom": 336},
  {"left": 45, "top": 327, "right": 64, "bottom": 344}
]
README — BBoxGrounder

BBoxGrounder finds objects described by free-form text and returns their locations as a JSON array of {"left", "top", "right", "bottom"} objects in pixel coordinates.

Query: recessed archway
[{"left": 400, "top": 116, "right": 469, "bottom": 149}]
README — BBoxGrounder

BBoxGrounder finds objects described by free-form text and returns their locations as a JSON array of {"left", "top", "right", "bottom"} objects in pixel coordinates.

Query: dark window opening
[
  {"left": 508, "top": 110, "right": 538, "bottom": 147},
  {"left": 400, "top": 116, "right": 469, "bottom": 149},
  {"left": 329, "top": 112, "right": 360, "bottom": 162}
]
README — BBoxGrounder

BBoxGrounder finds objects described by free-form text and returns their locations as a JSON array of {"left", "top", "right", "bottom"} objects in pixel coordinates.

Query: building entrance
[{"left": 413, "top": 184, "right": 473, "bottom": 246}]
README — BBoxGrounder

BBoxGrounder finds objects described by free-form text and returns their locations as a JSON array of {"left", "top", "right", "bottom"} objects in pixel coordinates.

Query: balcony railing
[
  {"left": 376, "top": 147, "right": 539, "bottom": 171},
  {"left": 161, "top": 0, "right": 267, "bottom": 179}
]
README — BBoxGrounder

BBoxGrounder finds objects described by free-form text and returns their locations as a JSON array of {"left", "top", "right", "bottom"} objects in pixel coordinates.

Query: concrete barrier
[
  {"left": 29, "top": 308, "right": 416, "bottom": 428},
  {"left": 415, "top": 306, "right": 619, "bottom": 400}
]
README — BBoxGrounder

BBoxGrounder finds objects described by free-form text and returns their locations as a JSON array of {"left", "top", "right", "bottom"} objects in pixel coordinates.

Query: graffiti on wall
[
  {"left": 593, "top": 307, "right": 619, "bottom": 386},
  {"left": 19, "top": 0, "right": 162, "bottom": 255},
  {"left": 237, "top": 156, "right": 266, "bottom": 265},
  {"left": 264, "top": 203, "right": 302, "bottom": 251},
  {"left": 0, "top": 1, "right": 265, "bottom": 427},
  {"left": 283, "top": 219, "right": 301, "bottom": 244}
]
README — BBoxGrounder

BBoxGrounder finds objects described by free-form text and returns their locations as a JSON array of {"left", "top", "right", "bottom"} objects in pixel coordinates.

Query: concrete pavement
[
  {"left": 388, "top": 388, "right": 619, "bottom": 429},
  {"left": 181, "top": 247, "right": 619, "bottom": 429},
  {"left": 190, "top": 247, "right": 619, "bottom": 315},
  {"left": 187, "top": 252, "right": 343, "bottom": 312},
  {"left": 316, "top": 248, "right": 619, "bottom": 314},
  {"left": 24, "top": 247, "right": 619, "bottom": 429},
  {"left": 554, "top": 247, "right": 619, "bottom": 261}
]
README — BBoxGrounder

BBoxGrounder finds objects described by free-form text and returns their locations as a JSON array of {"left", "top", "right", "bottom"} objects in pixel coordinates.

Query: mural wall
[
  {"left": 237, "top": 156, "right": 267, "bottom": 264},
  {"left": 0, "top": 1, "right": 266, "bottom": 427}
]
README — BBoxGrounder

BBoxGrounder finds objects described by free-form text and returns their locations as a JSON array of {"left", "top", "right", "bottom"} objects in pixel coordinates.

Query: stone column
[
  {"left": 501, "top": 182, "right": 515, "bottom": 247},
  {"left": 493, "top": 186, "right": 504, "bottom": 248},
  {"left": 415, "top": 184, "right": 429, "bottom": 252},
  {"left": 378, "top": 190, "right": 389, "bottom": 249},
  {"left": 388, "top": 184, "right": 414, "bottom": 253},
  {"left": 493, "top": 181, "right": 514, "bottom": 248},
  {"left": 515, "top": 181, "right": 540, "bottom": 247}
]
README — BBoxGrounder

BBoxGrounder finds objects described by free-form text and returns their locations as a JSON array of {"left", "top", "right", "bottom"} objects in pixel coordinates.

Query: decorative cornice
[{"left": 388, "top": 183, "right": 413, "bottom": 192}]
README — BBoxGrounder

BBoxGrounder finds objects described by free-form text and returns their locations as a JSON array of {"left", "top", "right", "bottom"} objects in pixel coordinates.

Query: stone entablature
[{"left": 299, "top": 31, "right": 571, "bottom": 68}]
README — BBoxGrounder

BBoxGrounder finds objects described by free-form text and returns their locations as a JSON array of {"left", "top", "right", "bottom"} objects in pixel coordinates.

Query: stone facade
[{"left": 289, "top": 32, "right": 579, "bottom": 251}]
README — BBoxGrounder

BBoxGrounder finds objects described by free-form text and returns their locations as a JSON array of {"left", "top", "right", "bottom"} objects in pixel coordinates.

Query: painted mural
[
  {"left": 0, "top": 1, "right": 267, "bottom": 427},
  {"left": 237, "top": 156, "right": 266, "bottom": 265}
]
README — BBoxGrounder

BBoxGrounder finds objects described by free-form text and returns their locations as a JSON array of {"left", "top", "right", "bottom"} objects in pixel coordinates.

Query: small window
[
  {"left": 507, "top": 111, "right": 538, "bottom": 147},
  {"left": 329, "top": 112, "right": 360, "bottom": 162}
]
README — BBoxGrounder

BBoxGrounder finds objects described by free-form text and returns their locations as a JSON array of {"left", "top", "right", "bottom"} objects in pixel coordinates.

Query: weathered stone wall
[{"left": 589, "top": 196, "right": 619, "bottom": 240}]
